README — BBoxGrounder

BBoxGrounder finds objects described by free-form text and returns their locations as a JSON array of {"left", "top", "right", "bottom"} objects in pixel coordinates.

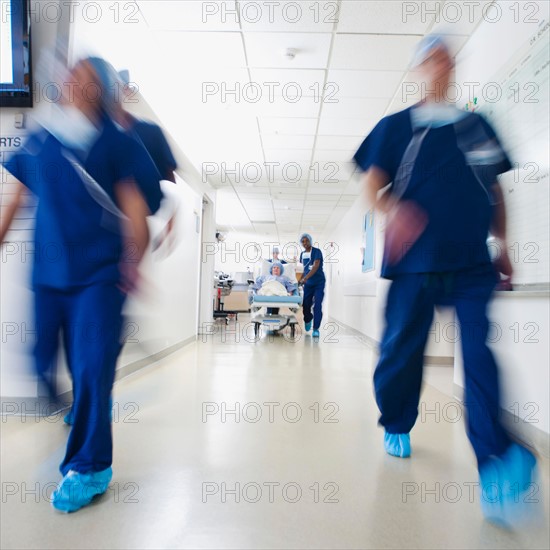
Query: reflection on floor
[{"left": 1, "top": 318, "right": 548, "bottom": 549}]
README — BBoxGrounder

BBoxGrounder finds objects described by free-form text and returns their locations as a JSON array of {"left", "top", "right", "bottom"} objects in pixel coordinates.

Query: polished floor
[{"left": 1, "top": 319, "right": 549, "bottom": 549}]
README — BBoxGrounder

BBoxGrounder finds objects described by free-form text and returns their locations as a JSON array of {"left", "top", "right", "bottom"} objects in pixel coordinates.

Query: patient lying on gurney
[{"left": 252, "top": 262, "right": 297, "bottom": 314}]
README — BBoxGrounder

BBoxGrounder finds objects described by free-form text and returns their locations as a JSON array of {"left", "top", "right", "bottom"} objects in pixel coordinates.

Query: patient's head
[{"left": 270, "top": 262, "right": 284, "bottom": 276}]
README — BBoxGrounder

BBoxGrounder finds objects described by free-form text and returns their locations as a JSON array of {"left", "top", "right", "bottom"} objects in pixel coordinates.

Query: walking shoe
[
  {"left": 304, "top": 322, "right": 312, "bottom": 332},
  {"left": 312, "top": 329, "right": 320, "bottom": 339},
  {"left": 384, "top": 432, "right": 411, "bottom": 458},
  {"left": 52, "top": 467, "right": 113, "bottom": 513}
]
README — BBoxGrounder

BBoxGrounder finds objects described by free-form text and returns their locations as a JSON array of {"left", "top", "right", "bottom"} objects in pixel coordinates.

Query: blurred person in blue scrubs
[
  {"left": 299, "top": 233, "right": 325, "bottom": 339},
  {"left": 61, "top": 59, "right": 180, "bottom": 427},
  {"left": 116, "top": 68, "right": 179, "bottom": 252},
  {"left": 354, "top": 34, "right": 537, "bottom": 525},
  {"left": 0, "top": 57, "right": 160, "bottom": 513}
]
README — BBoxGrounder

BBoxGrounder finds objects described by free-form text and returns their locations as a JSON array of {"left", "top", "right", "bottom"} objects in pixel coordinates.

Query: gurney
[{"left": 249, "top": 260, "right": 303, "bottom": 338}]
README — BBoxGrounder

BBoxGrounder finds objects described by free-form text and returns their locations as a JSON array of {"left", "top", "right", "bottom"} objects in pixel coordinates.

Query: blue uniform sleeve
[
  {"left": 312, "top": 247, "right": 323, "bottom": 265},
  {"left": 115, "top": 133, "right": 163, "bottom": 214},
  {"left": 353, "top": 117, "right": 401, "bottom": 179},
  {"left": 1, "top": 133, "right": 43, "bottom": 192},
  {"left": 476, "top": 114, "right": 513, "bottom": 176},
  {"left": 152, "top": 125, "right": 177, "bottom": 177}
]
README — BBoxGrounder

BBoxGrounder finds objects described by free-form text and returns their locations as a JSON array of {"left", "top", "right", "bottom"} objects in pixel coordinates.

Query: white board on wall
[{"left": 456, "top": 1, "right": 550, "bottom": 286}]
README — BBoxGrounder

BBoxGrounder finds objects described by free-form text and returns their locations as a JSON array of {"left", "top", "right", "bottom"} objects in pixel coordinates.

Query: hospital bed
[{"left": 249, "top": 260, "right": 303, "bottom": 338}]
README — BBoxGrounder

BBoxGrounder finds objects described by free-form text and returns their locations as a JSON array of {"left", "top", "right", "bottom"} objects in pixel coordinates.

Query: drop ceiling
[{"left": 72, "top": 0, "right": 492, "bottom": 245}]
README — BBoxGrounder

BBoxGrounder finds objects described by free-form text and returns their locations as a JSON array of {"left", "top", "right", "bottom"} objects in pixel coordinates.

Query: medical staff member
[
  {"left": 267, "top": 246, "right": 287, "bottom": 265},
  {"left": 299, "top": 233, "right": 325, "bottom": 338},
  {"left": 354, "top": 35, "right": 536, "bottom": 524},
  {"left": 115, "top": 67, "right": 179, "bottom": 251},
  {"left": 0, "top": 57, "right": 159, "bottom": 513},
  {"left": 61, "top": 58, "right": 179, "bottom": 427}
]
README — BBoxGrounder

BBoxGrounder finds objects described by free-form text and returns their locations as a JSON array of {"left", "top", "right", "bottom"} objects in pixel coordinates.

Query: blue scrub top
[
  {"left": 300, "top": 247, "right": 325, "bottom": 285},
  {"left": 132, "top": 119, "right": 177, "bottom": 175},
  {"left": 123, "top": 117, "right": 176, "bottom": 215},
  {"left": 3, "top": 116, "right": 161, "bottom": 289},
  {"left": 354, "top": 107, "right": 512, "bottom": 278}
]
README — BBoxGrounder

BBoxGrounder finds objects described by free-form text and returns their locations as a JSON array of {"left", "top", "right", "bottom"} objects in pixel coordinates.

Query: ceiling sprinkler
[{"left": 284, "top": 48, "right": 298, "bottom": 61}]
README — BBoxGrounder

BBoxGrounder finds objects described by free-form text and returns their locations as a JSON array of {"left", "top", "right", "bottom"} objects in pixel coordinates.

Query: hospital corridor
[{"left": 0, "top": 1, "right": 549, "bottom": 549}]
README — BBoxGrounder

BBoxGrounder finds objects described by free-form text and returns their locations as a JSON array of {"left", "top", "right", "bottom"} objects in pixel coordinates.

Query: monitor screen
[{"left": 0, "top": 0, "right": 32, "bottom": 107}]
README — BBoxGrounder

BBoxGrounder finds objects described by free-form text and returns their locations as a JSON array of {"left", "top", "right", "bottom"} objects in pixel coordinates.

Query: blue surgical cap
[
  {"left": 85, "top": 56, "right": 123, "bottom": 117},
  {"left": 411, "top": 34, "right": 450, "bottom": 68},
  {"left": 270, "top": 261, "right": 284, "bottom": 275},
  {"left": 300, "top": 233, "right": 313, "bottom": 247}
]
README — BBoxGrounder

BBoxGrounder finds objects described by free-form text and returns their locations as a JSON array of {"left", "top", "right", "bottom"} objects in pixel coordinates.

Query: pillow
[{"left": 260, "top": 259, "right": 297, "bottom": 283}]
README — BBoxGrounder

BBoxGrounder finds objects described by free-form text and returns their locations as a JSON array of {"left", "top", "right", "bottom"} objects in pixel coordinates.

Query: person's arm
[
  {"left": 490, "top": 183, "right": 513, "bottom": 277},
  {"left": 301, "top": 259, "right": 321, "bottom": 283},
  {"left": 0, "top": 181, "right": 25, "bottom": 243},
  {"left": 363, "top": 166, "right": 392, "bottom": 213},
  {"left": 363, "top": 164, "right": 428, "bottom": 265},
  {"left": 252, "top": 276, "right": 264, "bottom": 292},
  {"left": 285, "top": 277, "right": 297, "bottom": 294},
  {"left": 115, "top": 179, "right": 150, "bottom": 293}
]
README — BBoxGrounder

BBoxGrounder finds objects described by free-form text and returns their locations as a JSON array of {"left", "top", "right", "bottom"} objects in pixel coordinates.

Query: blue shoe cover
[
  {"left": 479, "top": 443, "right": 538, "bottom": 527},
  {"left": 312, "top": 329, "right": 320, "bottom": 339},
  {"left": 384, "top": 432, "right": 411, "bottom": 458},
  {"left": 305, "top": 322, "right": 312, "bottom": 332},
  {"left": 63, "top": 408, "right": 74, "bottom": 426},
  {"left": 52, "top": 467, "right": 113, "bottom": 513}
]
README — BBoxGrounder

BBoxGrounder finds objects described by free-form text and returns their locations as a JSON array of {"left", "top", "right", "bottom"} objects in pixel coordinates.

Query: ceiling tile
[
  {"left": 154, "top": 31, "right": 247, "bottom": 69},
  {"left": 262, "top": 134, "right": 316, "bottom": 150},
  {"left": 244, "top": 32, "right": 332, "bottom": 69},
  {"left": 321, "top": 97, "right": 390, "bottom": 119},
  {"left": 331, "top": 34, "right": 420, "bottom": 71},
  {"left": 263, "top": 149, "right": 313, "bottom": 163},
  {"left": 250, "top": 69, "right": 326, "bottom": 97},
  {"left": 337, "top": 0, "right": 437, "bottom": 34},
  {"left": 315, "top": 136, "right": 364, "bottom": 151},
  {"left": 138, "top": 1, "right": 240, "bottom": 31},
  {"left": 327, "top": 69, "right": 405, "bottom": 98},
  {"left": 313, "top": 150, "right": 355, "bottom": 163},
  {"left": 431, "top": 1, "right": 494, "bottom": 36},
  {"left": 259, "top": 117, "right": 319, "bottom": 135},
  {"left": 318, "top": 117, "right": 377, "bottom": 137},
  {"left": 240, "top": 1, "right": 337, "bottom": 32}
]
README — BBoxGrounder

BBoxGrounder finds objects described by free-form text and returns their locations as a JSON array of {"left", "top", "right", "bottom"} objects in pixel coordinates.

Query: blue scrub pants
[
  {"left": 34, "top": 283, "right": 126, "bottom": 475},
  {"left": 303, "top": 280, "right": 325, "bottom": 330},
  {"left": 374, "top": 264, "right": 511, "bottom": 467}
]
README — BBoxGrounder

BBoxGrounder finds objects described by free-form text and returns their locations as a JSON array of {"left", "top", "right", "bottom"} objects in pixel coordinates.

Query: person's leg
[
  {"left": 312, "top": 282, "right": 325, "bottom": 331},
  {"left": 59, "top": 283, "right": 125, "bottom": 475},
  {"left": 452, "top": 266, "right": 511, "bottom": 465},
  {"left": 33, "top": 287, "right": 65, "bottom": 405},
  {"left": 452, "top": 265, "right": 537, "bottom": 523},
  {"left": 374, "top": 274, "right": 436, "bottom": 436},
  {"left": 62, "top": 325, "right": 75, "bottom": 424},
  {"left": 302, "top": 284, "right": 314, "bottom": 327}
]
